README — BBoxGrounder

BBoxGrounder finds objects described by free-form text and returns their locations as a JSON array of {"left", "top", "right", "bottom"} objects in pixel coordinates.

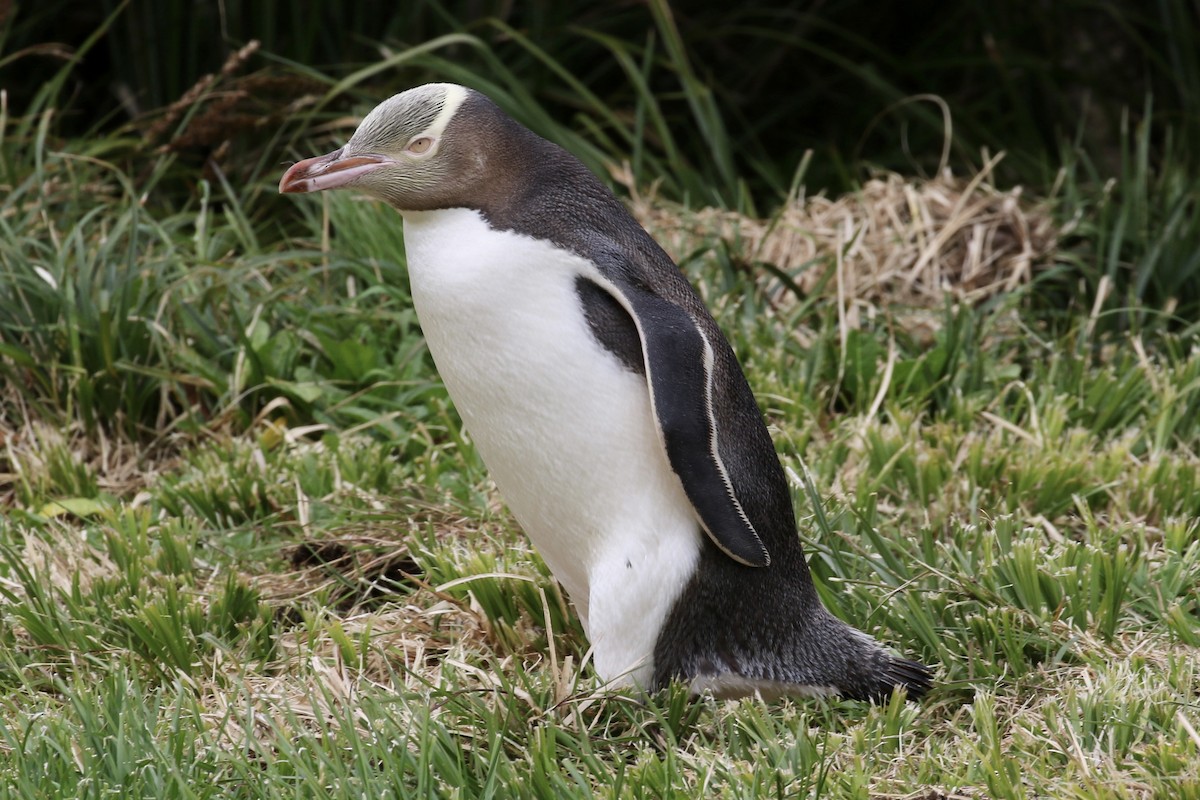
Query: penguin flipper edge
[{"left": 591, "top": 276, "right": 771, "bottom": 568}]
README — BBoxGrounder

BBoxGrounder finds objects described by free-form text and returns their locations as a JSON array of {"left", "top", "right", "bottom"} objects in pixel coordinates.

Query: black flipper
[{"left": 578, "top": 274, "right": 770, "bottom": 568}]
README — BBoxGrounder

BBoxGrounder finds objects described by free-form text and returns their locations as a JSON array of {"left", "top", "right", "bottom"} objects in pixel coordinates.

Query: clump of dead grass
[
  {"left": 16, "top": 526, "right": 119, "bottom": 597},
  {"left": 624, "top": 156, "right": 1061, "bottom": 311},
  {"left": 0, "top": 417, "right": 165, "bottom": 508}
]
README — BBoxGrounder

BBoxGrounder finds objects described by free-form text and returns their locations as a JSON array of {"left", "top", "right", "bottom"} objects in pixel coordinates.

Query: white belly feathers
[{"left": 401, "top": 208, "right": 702, "bottom": 687}]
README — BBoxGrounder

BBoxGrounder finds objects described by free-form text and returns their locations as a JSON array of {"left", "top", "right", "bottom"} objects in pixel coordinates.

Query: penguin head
[{"left": 280, "top": 83, "right": 488, "bottom": 210}]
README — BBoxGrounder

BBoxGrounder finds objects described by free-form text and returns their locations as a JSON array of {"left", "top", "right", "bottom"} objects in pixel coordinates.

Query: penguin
[{"left": 280, "top": 83, "right": 932, "bottom": 702}]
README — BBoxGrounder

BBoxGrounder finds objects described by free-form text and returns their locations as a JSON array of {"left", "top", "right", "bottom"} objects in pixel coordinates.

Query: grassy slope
[{"left": 2, "top": 113, "right": 1199, "bottom": 799}]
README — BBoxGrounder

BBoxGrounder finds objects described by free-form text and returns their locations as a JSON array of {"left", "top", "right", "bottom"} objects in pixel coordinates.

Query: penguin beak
[{"left": 279, "top": 149, "right": 396, "bottom": 194}]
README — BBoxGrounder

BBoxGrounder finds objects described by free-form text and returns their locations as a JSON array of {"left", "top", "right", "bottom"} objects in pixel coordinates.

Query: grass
[{"left": 2, "top": 30, "right": 1200, "bottom": 800}]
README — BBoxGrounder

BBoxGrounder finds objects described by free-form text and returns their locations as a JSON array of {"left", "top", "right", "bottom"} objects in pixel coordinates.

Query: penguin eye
[{"left": 406, "top": 136, "right": 434, "bottom": 155}]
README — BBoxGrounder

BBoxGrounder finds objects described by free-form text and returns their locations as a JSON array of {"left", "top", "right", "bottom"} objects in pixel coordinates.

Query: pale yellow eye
[{"left": 406, "top": 137, "right": 434, "bottom": 154}]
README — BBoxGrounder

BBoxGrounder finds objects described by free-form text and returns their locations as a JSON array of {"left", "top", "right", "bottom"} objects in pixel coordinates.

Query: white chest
[{"left": 400, "top": 208, "right": 701, "bottom": 686}]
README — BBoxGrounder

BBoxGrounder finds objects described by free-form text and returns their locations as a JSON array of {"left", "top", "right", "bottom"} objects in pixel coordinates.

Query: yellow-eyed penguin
[{"left": 280, "top": 83, "right": 932, "bottom": 701}]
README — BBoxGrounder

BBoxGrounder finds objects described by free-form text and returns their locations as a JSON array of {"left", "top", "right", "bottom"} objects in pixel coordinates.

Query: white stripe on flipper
[
  {"left": 696, "top": 326, "right": 769, "bottom": 566},
  {"left": 584, "top": 268, "right": 767, "bottom": 567}
]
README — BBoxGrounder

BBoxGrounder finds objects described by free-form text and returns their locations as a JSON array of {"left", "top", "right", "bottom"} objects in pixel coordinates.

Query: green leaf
[{"left": 40, "top": 497, "right": 108, "bottom": 518}]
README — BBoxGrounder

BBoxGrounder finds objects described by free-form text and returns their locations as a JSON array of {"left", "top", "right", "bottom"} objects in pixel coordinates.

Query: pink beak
[{"left": 279, "top": 149, "right": 395, "bottom": 194}]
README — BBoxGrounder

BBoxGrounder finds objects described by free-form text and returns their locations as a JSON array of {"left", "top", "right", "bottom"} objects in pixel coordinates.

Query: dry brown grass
[
  {"left": 623, "top": 156, "right": 1061, "bottom": 316},
  {"left": 0, "top": 417, "right": 169, "bottom": 509}
]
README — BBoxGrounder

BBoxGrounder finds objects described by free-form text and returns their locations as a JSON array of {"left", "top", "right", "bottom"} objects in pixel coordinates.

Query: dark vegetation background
[
  {"left": 6, "top": 0, "right": 1199, "bottom": 313},
  {"left": 6, "top": 0, "right": 1198, "bottom": 194}
]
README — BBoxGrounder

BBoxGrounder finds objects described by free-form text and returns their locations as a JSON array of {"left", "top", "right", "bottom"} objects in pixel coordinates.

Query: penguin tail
[{"left": 854, "top": 655, "right": 934, "bottom": 703}]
